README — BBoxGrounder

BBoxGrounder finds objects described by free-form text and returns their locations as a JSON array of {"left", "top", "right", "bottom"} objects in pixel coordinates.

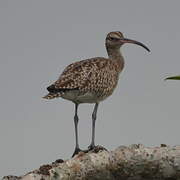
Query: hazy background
[{"left": 0, "top": 0, "right": 180, "bottom": 177}]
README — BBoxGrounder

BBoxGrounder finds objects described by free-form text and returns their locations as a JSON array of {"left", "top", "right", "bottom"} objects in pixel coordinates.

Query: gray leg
[
  {"left": 88, "top": 103, "right": 99, "bottom": 150},
  {"left": 72, "top": 103, "right": 81, "bottom": 157}
]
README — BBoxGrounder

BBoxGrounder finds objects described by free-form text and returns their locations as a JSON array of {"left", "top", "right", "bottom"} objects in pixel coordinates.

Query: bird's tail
[{"left": 43, "top": 92, "right": 61, "bottom": 99}]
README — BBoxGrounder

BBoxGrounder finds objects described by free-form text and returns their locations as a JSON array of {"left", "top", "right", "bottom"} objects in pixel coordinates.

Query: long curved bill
[{"left": 120, "top": 38, "right": 150, "bottom": 52}]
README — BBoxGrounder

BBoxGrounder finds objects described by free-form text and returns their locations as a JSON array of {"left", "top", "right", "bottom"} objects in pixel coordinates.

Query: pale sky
[{"left": 0, "top": 0, "right": 180, "bottom": 177}]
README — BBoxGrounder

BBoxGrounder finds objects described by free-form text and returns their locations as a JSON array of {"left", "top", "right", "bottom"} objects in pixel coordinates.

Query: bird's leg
[
  {"left": 72, "top": 103, "right": 81, "bottom": 157},
  {"left": 88, "top": 103, "right": 99, "bottom": 150}
]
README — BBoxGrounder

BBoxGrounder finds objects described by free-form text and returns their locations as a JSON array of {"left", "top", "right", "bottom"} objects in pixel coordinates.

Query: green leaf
[{"left": 165, "top": 75, "right": 180, "bottom": 80}]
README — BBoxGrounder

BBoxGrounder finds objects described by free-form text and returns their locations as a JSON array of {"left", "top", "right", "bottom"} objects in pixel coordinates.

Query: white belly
[{"left": 61, "top": 90, "right": 107, "bottom": 103}]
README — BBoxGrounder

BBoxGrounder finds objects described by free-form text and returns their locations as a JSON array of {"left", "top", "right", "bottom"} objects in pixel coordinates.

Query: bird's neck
[{"left": 106, "top": 46, "right": 125, "bottom": 71}]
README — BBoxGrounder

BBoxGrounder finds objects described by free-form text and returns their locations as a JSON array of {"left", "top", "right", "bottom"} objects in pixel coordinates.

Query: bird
[{"left": 43, "top": 31, "right": 150, "bottom": 157}]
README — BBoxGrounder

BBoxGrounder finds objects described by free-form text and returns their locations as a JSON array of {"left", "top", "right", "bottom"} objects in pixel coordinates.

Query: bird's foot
[
  {"left": 72, "top": 147, "right": 83, "bottom": 157},
  {"left": 88, "top": 144, "right": 95, "bottom": 151},
  {"left": 72, "top": 146, "right": 108, "bottom": 157},
  {"left": 87, "top": 145, "right": 108, "bottom": 153}
]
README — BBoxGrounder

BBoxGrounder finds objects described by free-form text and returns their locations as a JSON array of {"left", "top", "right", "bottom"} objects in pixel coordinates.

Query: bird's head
[{"left": 105, "top": 31, "right": 150, "bottom": 52}]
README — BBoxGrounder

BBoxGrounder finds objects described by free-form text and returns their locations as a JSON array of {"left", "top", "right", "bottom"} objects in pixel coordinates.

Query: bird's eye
[{"left": 109, "top": 37, "right": 119, "bottom": 41}]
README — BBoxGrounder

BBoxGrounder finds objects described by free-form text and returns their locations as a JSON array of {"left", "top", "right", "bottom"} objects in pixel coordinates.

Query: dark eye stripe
[{"left": 109, "top": 37, "right": 119, "bottom": 41}]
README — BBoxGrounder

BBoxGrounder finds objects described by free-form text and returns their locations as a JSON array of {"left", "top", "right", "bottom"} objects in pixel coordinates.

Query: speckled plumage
[
  {"left": 44, "top": 57, "right": 123, "bottom": 103},
  {"left": 43, "top": 32, "right": 126, "bottom": 103},
  {"left": 43, "top": 31, "right": 149, "bottom": 156}
]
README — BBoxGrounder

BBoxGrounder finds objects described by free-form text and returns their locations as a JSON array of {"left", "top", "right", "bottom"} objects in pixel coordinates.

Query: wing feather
[{"left": 46, "top": 57, "right": 119, "bottom": 96}]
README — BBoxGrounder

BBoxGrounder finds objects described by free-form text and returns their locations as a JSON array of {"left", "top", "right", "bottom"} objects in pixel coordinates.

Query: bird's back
[{"left": 43, "top": 57, "right": 122, "bottom": 103}]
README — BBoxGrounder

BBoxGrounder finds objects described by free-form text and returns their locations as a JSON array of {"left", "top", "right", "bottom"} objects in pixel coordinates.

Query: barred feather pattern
[
  {"left": 43, "top": 57, "right": 123, "bottom": 103},
  {"left": 43, "top": 92, "right": 62, "bottom": 99}
]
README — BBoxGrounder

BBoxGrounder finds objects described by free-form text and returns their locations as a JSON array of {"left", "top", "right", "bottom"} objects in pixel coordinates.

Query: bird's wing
[{"left": 47, "top": 57, "right": 113, "bottom": 93}]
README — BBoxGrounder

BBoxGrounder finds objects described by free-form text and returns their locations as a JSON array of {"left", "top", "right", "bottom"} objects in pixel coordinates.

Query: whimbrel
[{"left": 43, "top": 31, "right": 150, "bottom": 157}]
